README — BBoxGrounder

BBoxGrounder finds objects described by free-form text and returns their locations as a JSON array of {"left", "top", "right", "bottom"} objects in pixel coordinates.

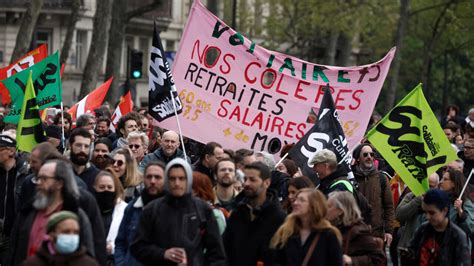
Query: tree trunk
[
  {"left": 59, "top": 0, "right": 82, "bottom": 66},
  {"left": 441, "top": 50, "right": 449, "bottom": 115},
  {"left": 384, "top": 0, "right": 410, "bottom": 113},
  {"left": 79, "top": 0, "right": 113, "bottom": 99},
  {"left": 103, "top": 0, "right": 163, "bottom": 105},
  {"left": 337, "top": 32, "right": 352, "bottom": 66},
  {"left": 10, "top": 0, "right": 44, "bottom": 63},
  {"left": 323, "top": 30, "right": 340, "bottom": 65},
  {"left": 207, "top": 0, "right": 220, "bottom": 17},
  {"left": 103, "top": 0, "right": 127, "bottom": 105}
]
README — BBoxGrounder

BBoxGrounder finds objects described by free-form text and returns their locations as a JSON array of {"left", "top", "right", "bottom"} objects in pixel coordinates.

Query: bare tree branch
[{"left": 126, "top": 0, "right": 163, "bottom": 21}]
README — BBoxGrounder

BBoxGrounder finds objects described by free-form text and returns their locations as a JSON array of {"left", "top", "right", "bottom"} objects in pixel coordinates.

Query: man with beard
[
  {"left": 115, "top": 161, "right": 166, "bottom": 265},
  {"left": 139, "top": 130, "right": 188, "bottom": 171},
  {"left": 352, "top": 143, "right": 395, "bottom": 245},
  {"left": 223, "top": 161, "right": 286, "bottom": 266},
  {"left": 69, "top": 128, "right": 100, "bottom": 192},
  {"left": 131, "top": 158, "right": 226, "bottom": 265},
  {"left": 8, "top": 159, "right": 96, "bottom": 265},
  {"left": 0, "top": 135, "right": 28, "bottom": 265},
  {"left": 214, "top": 158, "right": 239, "bottom": 212},
  {"left": 92, "top": 137, "right": 113, "bottom": 170},
  {"left": 17, "top": 144, "right": 108, "bottom": 265}
]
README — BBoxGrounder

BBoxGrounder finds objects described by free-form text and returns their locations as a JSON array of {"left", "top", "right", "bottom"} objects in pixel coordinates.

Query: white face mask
[{"left": 55, "top": 234, "right": 80, "bottom": 254}]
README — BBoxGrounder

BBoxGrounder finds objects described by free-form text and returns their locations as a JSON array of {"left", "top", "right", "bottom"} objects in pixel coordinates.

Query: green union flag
[
  {"left": 16, "top": 71, "right": 47, "bottom": 153},
  {"left": 2, "top": 52, "right": 62, "bottom": 124},
  {"left": 367, "top": 84, "right": 458, "bottom": 196}
]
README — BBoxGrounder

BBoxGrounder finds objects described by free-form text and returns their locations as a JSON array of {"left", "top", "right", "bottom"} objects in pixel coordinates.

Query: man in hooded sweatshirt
[{"left": 130, "top": 158, "right": 226, "bottom": 266}]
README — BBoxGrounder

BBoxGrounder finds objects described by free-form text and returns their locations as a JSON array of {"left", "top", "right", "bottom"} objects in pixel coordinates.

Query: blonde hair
[
  {"left": 126, "top": 131, "right": 149, "bottom": 148},
  {"left": 115, "top": 148, "right": 142, "bottom": 187},
  {"left": 328, "top": 191, "right": 362, "bottom": 226},
  {"left": 270, "top": 189, "right": 342, "bottom": 249}
]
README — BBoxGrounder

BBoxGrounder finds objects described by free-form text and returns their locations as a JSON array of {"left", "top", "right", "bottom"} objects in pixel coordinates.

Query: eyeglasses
[
  {"left": 128, "top": 144, "right": 141, "bottom": 150},
  {"left": 363, "top": 152, "right": 375, "bottom": 158},
  {"left": 113, "top": 160, "right": 125, "bottom": 167}
]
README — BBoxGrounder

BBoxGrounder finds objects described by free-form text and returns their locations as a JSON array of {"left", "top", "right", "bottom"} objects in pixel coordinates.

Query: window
[
  {"left": 166, "top": 40, "right": 175, "bottom": 51},
  {"left": 75, "top": 30, "right": 87, "bottom": 70},
  {"left": 32, "top": 29, "right": 52, "bottom": 54}
]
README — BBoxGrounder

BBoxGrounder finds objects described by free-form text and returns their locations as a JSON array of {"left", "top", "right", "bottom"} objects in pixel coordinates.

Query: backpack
[{"left": 330, "top": 180, "right": 373, "bottom": 225}]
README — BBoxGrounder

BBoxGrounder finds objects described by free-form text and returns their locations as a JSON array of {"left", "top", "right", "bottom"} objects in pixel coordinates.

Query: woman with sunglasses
[
  {"left": 112, "top": 148, "right": 143, "bottom": 202},
  {"left": 439, "top": 168, "right": 474, "bottom": 246},
  {"left": 93, "top": 170, "right": 128, "bottom": 264}
]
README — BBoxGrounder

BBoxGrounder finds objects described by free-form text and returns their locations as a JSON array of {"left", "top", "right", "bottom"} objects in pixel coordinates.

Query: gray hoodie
[{"left": 164, "top": 158, "right": 193, "bottom": 194}]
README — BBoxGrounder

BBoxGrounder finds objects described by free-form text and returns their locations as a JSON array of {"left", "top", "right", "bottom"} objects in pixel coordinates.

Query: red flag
[
  {"left": 110, "top": 90, "right": 133, "bottom": 132},
  {"left": 0, "top": 44, "right": 48, "bottom": 104},
  {"left": 69, "top": 78, "right": 113, "bottom": 122}
]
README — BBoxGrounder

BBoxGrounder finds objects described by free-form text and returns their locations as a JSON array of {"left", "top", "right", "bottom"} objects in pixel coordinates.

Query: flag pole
[
  {"left": 274, "top": 153, "right": 289, "bottom": 169},
  {"left": 458, "top": 168, "right": 474, "bottom": 200},
  {"left": 60, "top": 101, "right": 66, "bottom": 154},
  {"left": 169, "top": 90, "right": 187, "bottom": 162}
]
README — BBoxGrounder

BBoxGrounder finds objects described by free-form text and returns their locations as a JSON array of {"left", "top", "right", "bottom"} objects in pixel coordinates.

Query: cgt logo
[{"left": 300, "top": 132, "right": 330, "bottom": 167}]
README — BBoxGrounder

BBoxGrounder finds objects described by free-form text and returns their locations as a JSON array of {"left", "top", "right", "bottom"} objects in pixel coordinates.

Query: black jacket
[
  {"left": 0, "top": 154, "right": 28, "bottom": 237},
  {"left": 16, "top": 174, "right": 107, "bottom": 266},
  {"left": 130, "top": 194, "right": 226, "bottom": 266},
  {"left": 74, "top": 164, "right": 100, "bottom": 193},
  {"left": 9, "top": 198, "right": 95, "bottom": 266},
  {"left": 223, "top": 191, "right": 286, "bottom": 266},
  {"left": 273, "top": 230, "right": 343, "bottom": 266},
  {"left": 139, "top": 148, "right": 188, "bottom": 172},
  {"left": 407, "top": 221, "right": 471, "bottom": 265},
  {"left": 318, "top": 166, "right": 351, "bottom": 196}
]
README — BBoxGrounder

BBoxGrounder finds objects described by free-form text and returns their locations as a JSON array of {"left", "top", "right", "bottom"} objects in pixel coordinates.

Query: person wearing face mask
[
  {"left": 19, "top": 211, "right": 99, "bottom": 265},
  {"left": 93, "top": 170, "right": 127, "bottom": 264}
]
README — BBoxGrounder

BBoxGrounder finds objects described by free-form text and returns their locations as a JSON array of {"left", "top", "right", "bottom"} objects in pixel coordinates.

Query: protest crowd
[
  {"left": 1, "top": 1, "right": 474, "bottom": 266},
  {"left": 0, "top": 102, "right": 473, "bottom": 266}
]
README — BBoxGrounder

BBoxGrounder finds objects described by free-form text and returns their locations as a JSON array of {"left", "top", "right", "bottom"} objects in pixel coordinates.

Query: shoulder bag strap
[
  {"left": 344, "top": 226, "right": 355, "bottom": 254},
  {"left": 302, "top": 233, "right": 321, "bottom": 266}
]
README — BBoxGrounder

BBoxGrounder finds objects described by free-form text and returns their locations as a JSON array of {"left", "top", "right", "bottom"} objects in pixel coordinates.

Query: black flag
[
  {"left": 148, "top": 23, "right": 183, "bottom": 122},
  {"left": 288, "top": 85, "right": 352, "bottom": 184}
]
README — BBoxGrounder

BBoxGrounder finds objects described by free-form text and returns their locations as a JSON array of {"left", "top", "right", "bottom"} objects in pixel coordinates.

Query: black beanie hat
[{"left": 352, "top": 143, "right": 374, "bottom": 160}]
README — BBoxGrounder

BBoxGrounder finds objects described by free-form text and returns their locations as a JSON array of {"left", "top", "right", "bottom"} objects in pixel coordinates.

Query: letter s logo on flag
[{"left": 301, "top": 132, "right": 330, "bottom": 167}]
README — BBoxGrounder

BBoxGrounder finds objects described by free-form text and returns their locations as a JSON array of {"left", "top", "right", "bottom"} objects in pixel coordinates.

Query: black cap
[
  {"left": 352, "top": 143, "right": 374, "bottom": 160},
  {"left": 0, "top": 134, "right": 16, "bottom": 147}
]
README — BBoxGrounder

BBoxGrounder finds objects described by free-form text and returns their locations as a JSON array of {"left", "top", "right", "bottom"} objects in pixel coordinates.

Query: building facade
[{"left": 0, "top": 0, "right": 195, "bottom": 107}]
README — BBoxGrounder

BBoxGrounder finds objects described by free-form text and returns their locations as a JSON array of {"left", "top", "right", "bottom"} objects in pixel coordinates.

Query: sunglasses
[
  {"left": 113, "top": 159, "right": 125, "bottom": 167},
  {"left": 128, "top": 144, "right": 141, "bottom": 150},
  {"left": 363, "top": 152, "right": 375, "bottom": 158}
]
